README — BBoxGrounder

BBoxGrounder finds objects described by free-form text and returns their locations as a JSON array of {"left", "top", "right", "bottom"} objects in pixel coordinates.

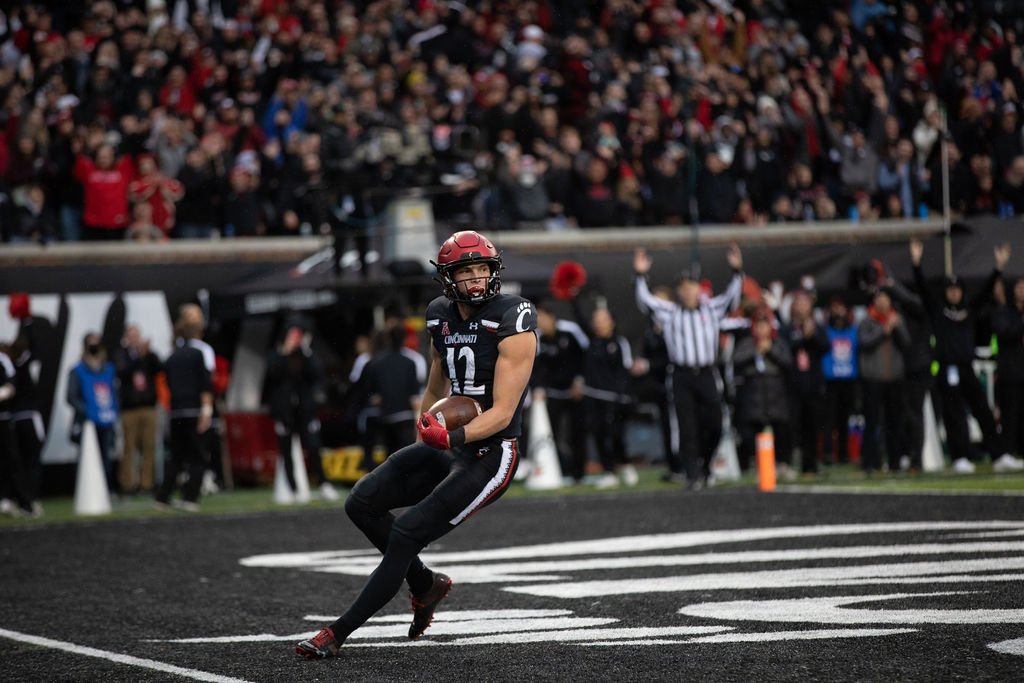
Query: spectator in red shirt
[
  {"left": 73, "top": 142, "right": 134, "bottom": 240},
  {"left": 159, "top": 65, "right": 196, "bottom": 117},
  {"left": 128, "top": 154, "right": 184, "bottom": 237}
]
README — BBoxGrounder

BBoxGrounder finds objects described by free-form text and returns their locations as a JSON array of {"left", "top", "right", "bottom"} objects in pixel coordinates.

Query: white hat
[{"left": 523, "top": 25, "right": 544, "bottom": 41}]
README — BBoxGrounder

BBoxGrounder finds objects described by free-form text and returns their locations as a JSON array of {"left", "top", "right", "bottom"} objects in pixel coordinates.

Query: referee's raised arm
[
  {"left": 633, "top": 248, "right": 673, "bottom": 318},
  {"left": 708, "top": 243, "right": 745, "bottom": 320}
]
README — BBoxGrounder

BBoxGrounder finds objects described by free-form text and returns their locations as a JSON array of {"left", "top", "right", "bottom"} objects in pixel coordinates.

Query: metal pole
[
  {"left": 941, "top": 106, "right": 952, "bottom": 277},
  {"left": 688, "top": 136, "right": 701, "bottom": 280}
]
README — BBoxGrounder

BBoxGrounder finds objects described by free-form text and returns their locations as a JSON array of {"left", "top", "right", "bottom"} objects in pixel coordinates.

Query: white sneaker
[
  {"left": 951, "top": 457, "right": 976, "bottom": 474},
  {"left": 620, "top": 464, "right": 639, "bottom": 486},
  {"left": 319, "top": 482, "right": 340, "bottom": 501},
  {"left": 595, "top": 472, "right": 620, "bottom": 489},
  {"left": 776, "top": 463, "right": 798, "bottom": 482},
  {"left": 0, "top": 498, "right": 14, "bottom": 516},
  {"left": 201, "top": 470, "right": 221, "bottom": 495},
  {"left": 993, "top": 453, "right": 1024, "bottom": 472},
  {"left": 178, "top": 501, "right": 201, "bottom": 512}
]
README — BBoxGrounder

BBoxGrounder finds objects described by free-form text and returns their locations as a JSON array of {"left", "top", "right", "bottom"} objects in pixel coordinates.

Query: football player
[{"left": 297, "top": 230, "right": 537, "bottom": 658}]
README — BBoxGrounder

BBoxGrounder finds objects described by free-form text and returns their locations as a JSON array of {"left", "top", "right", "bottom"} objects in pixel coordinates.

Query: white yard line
[{"left": 0, "top": 627, "right": 254, "bottom": 683}]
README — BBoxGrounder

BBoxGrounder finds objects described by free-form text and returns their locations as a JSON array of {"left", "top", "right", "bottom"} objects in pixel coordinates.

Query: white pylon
[
  {"left": 273, "top": 434, "right": 312, "bottom": 504},
  {"left": 922, "top": 392, "right": 944, "bottom": 472},
  {"left": 272, "top": 454, "right": 294, "bottom": 505},
  {"left": 291, "top": 434, "right": 312, "bottom": 504},
  {"left": 74, "top": 421, "right": 112, "bottom": 516},
  {"left": 710, "top": 408, "right": 742, "bottom": 481},
  {"left": 525, "top": 389, "right": 563, "bottom": 490}
]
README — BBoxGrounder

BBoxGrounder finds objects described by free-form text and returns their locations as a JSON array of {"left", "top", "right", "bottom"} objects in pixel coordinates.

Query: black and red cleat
[
  {"left": 295, "top": 627, "right": 341, "bottom": 659},
  {"left": 408, "top": 572, "right": 452, "bottom": 639}
]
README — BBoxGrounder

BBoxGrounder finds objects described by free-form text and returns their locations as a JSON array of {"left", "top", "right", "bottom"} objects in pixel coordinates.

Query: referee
[{"left": 634, "top": 245, "right": 743, "bottom": 488}]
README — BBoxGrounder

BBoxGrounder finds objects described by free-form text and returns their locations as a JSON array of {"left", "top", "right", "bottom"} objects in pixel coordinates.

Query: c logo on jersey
[{"left": 515, "top": 302, "right": 535, "bottom": 333}]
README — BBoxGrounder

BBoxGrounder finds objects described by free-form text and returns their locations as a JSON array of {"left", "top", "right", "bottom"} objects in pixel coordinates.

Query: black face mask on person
[{"left": 87, "top": 343, "right": 102, "bottom": 355}]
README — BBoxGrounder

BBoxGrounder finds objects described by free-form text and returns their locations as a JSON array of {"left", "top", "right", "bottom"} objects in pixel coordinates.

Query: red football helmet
[{"left": 431, "top": 230, "right": 503, "bottom": 304}]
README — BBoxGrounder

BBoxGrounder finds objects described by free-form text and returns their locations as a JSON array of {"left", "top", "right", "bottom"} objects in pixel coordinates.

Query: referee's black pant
[{"left": 671, "top": 366, "right": 722, "bottom": 484}]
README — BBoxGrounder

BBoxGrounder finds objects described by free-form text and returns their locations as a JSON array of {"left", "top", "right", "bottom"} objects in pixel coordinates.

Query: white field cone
[
  {"left": 74, "top": 421, "right": 112, "bottom": 516},
  {"left": 273, "top": 455, "right": 294, "bottom": 504},
  {"left": 525, "top": 389, "right": 563, "bottom": 490},
  {"left": 291, "top": 434, "right": 312, "bottom": 504},
  {"left": 711, "top": 409, "right": 742, "bottom": 481},
  {"left": 922, "top": 393, "right": 944, "bottom": 472}
]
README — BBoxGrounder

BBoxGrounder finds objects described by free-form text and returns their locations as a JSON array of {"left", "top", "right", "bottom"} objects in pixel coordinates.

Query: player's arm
[{"left": 462, "top": 330, "right": 537, "bottom": 443}]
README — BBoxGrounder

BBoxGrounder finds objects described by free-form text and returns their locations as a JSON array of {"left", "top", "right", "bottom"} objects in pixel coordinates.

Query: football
[{"left": 427, "top": 395, "right": 483, "bottom": 430}]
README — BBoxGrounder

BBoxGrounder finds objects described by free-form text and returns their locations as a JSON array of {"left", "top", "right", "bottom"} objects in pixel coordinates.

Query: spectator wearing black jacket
[
  {"left": 534, "top": 300, "right": 589, "bottom": 483},
  {"left": 582, "top": 307, "right": 637, "bottom": 489},
  {"left": 266, "top": 317, "right": 338, "bottom": 501},
  {"left": 631, "top": 298, "right": 675, "bottom": 481},
  {"left": 114, "top": 325, "right": 162, "bottom": 494},
  {"left": 175, "top": 147, "right": 220, "bottom": 239},
  {"left": 733, "top": 311, "right": 793, "bottom": 474},
  {"left": 155, "top": 319, "right": 211, "bottom": 511},
  {"left": 910, "top": 239, "right": 1023, "bottom": 473},
  {"left": 780, "top": 290, "right": 830, "bottom": 477},
  {"left": 858, "top": 289, "right": 910, "bottom": 475},
  {"left": 0, "top": 346, "right": 33, "bottom": 517},
  {"left": 697, "top": 150, "right": 739, "bottom": 224},
  {"left": 884, "top": 276, "right": 933, "bottom": 471},
  {"left": 992, "top": 276, "right": 1024, "bottom": 459},
  {"left": 5, "top": 309, "right": 45, "bottom": 514}
]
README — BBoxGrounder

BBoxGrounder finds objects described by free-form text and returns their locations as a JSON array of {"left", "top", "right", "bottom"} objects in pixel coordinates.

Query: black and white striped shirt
[{"left": 635, "top": 272, "right": 743, "bottom": 368}]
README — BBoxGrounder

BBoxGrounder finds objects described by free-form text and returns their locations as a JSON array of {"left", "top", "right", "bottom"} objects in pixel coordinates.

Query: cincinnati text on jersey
[{"left": 444, "top": 333, "right": 478, "bottom": 345}]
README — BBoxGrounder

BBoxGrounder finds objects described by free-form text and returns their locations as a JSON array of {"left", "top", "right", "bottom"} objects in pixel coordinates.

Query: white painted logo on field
[{"left": 160, "top": 521, "right": 1024, "bottom": 652}]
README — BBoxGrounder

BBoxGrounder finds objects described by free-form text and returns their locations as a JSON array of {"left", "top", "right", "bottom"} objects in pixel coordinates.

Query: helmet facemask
[{"left": 435, "top": 258, "right": 503, "bottom": 304}]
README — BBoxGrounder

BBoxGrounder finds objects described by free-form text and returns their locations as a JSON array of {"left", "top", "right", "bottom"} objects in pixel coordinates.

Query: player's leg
[
  {"left": 344, "top": 441, "right": 451, "bottom": 590},
  {"left": 326, "top": 438, "right": 518, "bottom": 645}
]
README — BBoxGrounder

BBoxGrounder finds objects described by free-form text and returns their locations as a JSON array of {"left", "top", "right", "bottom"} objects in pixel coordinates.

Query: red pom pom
[
  {"left": 549, "top": 261, "right": 587, "bottom": 301},
  {"left": 9, "top": 293, "right": 30, "bottom": 319}
]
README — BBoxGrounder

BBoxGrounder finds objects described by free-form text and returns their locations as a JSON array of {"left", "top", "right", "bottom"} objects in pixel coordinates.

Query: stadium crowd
[{"left": 0, "top": 0, "right": 1023, "bottom": 242}]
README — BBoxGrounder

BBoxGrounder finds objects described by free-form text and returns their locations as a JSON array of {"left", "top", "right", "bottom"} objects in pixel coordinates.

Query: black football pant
[
  {"left": 824, "top": 379, "right": 857, "bottom": 463},
  {"left": 13, "top": 415, "right": 43, "bottom": 501},
  {"left": 861, "top": 380, "right": 906, "bottom": 473},
  {"left": 584, "top": 397, "right": 628, "bottom": 474},
  {"left": 0, "top": 419, "right": 32, "bottom": 512},
  {"left": 156, "top": 417, "right": 207, "bottom": 504},
  {"left": 902, "top": 372, "right": 931, "bottom": 469},
  {"left": 996, "top": 377, "right": 1024, "bottom": 456},
  {"left": 939, "top": 363, "right": 1005, "bottom": 462},
  {"left": 275, "top": 415, "right": 326, "bottom": 489},
  {"left": 333, "top": 437, "right": 519, "bottom": 639},
  {"left": 546, "top": 395, "right": 587, "bottom": 481},
  {"left": 671, "top": 366, "right": 722, "bottom": 483}
]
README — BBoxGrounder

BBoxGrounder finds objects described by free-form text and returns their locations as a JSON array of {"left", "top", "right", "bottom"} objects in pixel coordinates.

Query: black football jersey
[{"left": 425, "top": 293, "right": 537, "bottom": 438}]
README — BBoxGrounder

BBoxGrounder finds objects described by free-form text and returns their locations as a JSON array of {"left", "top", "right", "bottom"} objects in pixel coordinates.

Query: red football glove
[{"left": 417, "top": 412, "right": 466, "bottom": 450}]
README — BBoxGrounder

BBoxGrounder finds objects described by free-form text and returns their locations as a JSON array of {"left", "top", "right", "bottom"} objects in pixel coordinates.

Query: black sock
[{"left": 407, "top": 564, "right": 434, "bottom": 597}]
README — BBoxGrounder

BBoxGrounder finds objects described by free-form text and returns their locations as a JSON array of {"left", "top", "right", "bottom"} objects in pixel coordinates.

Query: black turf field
[{"left": 2, "top": 488, "right": 1024, "bottom": 682}]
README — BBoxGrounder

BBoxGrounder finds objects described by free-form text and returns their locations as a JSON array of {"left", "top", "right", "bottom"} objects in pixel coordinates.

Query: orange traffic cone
[{"left": 756, "top": 428, "right": 776, "bottom": 492}]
